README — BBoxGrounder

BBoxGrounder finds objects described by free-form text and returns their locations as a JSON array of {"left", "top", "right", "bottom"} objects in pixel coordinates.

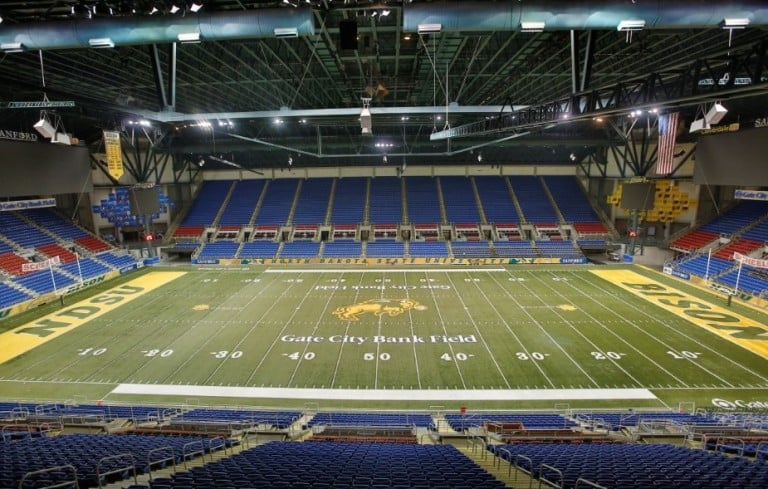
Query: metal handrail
[
  {"left": 147, "top": 446, "right": 176, "bottom": 480},
  {"left": 18, "top": 464, "right": 78, "bottom": 489},
  {"left": 716, "top": 436, "right": 746, "bottom": 457},
  {"left": 514, "top": 454, "right": 534, "bottom": 488},
  {"left": 208, "top": 436, "right": 228, "bottom": 459},
  {"left": 575, "top": 478, "right": 608, "bottom": 489},
  {"left": 96, "top": 453, "right": 136, "bottom": 489},
  {"left": 756, "top": 441, "right": 768, "bottom": 462},
  {"left": 538, "top": 463, "right": 563, "bottom": 488},
  {"left": 182, "top": 439, "right": 206, "bottom": 469}
]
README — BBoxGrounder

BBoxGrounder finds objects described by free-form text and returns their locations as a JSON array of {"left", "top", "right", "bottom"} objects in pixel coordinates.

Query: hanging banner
[
  {"left": 0, "top": 198, "right": 56, "bottom": 212},
  {"left": 734, "top": 189, "right": 768, "bottom": 201},
  {"left": 733, "top": 252, "right": 768, "bottom": 269},
  {"left": 103, "top": 130, "right": 124, "bottom": 180}
]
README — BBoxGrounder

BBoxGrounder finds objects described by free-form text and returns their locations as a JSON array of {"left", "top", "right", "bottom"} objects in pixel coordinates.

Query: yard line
[
  {"left": 287, "top": 273, "right": 348, "bottom": 387},
  {"left": 197, "top": 273, "right": 308, "bottom": 384},
  {"left": 485, "top": 273, "right": 600, "bottom": 388},
  {"left": 569, "top": 270, "right": 768, "bottom": 384},
  {"left": 403, "top": 272, "right": 422, "bottom": 389},
  {"left": 443, "top": 272, "right": 512, "bottom": 389},
  {"left": 423, "top": 272, "right": 468, "bottom": 388},
  {"left": 264, "top": 268, "right": 506, "bottom": 273},
  {"left": 373, "top": 272, "right": 387, "bottom": 389},
  {"left": 329, "top": 273, "right": 368, "bottom": 388},
  {"left": 245, "top": 272, "right": 332, "bottom": 386},
  {"left": 529, "top": 271, "right": 686, "bottom": 387}
]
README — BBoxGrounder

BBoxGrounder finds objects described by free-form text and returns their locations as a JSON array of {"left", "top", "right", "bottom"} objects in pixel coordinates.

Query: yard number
[
  {"left": 508, "top": 277, "right": 526, "bottom": 282},
  {"left": 441, "top": 353, "right": 473, "bottom": 361},
  {"left": 286, "top": 352, "right": 315, "bottom": 360},
  {"left": 667, "top": 350, "right": 701, "bottom": 360},
  {"left": 364, "top": 353, "right": 391, "bottom": 361},
  {"left": 551, "top": 276, "right": 569, "bottom": 282},
  {"left": 78, "top": 347, "right": 107, "bottom": 356},
  {"left": 464, "top": 278, "right": 480, "bottom": 282},
  {"left": 591, "top": 351, "right": 624, "bottom": 360},
  {"left": 143, "top": 349, "right": 174, "bottom": 357},
  {"left": 212, "top": 350, "right": 243, "bottom": 359},
  {"left": 516, "top": 352, "right": 548, "bottom": 361}
]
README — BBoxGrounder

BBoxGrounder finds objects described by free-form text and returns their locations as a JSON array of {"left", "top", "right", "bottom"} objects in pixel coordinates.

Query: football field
[{"left": 1, "top": 265, "right": 767, "bottom": 411}]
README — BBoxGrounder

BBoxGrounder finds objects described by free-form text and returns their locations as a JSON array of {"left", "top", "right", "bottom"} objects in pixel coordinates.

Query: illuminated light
[
  {"left": 520, "top": 21, "right": 545, "bottom": 32},
  {"left": 617, "top": 19, "right": 645, "bottom": 31},
  {"left": 88, "top": 37, "right": 115, "bottom": 48},
  {"left": 177, "top": 32, "right": 201, "bottom": 43},
  {"left": 722, "top": 18, "right": 750, "bottom": 28},
  {"left": 189, "top": 2, "right": 203, "bottom": 12}
]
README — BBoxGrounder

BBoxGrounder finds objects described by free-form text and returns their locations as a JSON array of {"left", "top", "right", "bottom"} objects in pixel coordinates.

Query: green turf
[{"left": 0, "top": 264, "right": 766, "bottom": 410}]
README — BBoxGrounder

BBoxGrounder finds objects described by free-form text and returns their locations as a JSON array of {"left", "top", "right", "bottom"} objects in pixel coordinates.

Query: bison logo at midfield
[{"left": 332, "top": 298, "right": 426, "bottom": 321}]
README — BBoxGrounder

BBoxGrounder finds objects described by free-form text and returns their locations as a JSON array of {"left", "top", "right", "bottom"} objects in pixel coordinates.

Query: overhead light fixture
[
  {"left": 617, "top": 20, "right": 645, "bottom": 31},
  {"left": 274, "top": 27, "right": 299, "bottom": 38},
  {"left": 381, "top": 10, "right": 391, "bottom": 17},
  {"left": 722, "top": 18, "right": 750, "bottom": 29},
  {"left": 189, "top": 1, "right": 203, "bottom": 12},
  {"left": 417, "top": 23, "right": 442, "bottom": 34},
  {"left": 149, "top": 6, "right": 159, "bottom": 14},
  {"left": 34, "top": 118, "right": 57, "bottom": 139},
  {"left": 1, "top": 42, "right": 24, "bottom": 53},
  {"left": 177, "top": 32, "right": 201, "bottom": 43},
  {"left": 170, "top": 4, "right": 180, "bottom": 14},
  {"left": 520, "top": 21, "right": 545, "bottom": 32},
  {"left": 705, "top": 102, "right": 728, "bottom": 125},
  {"left": 52, "top": 132, "right": 72, "bottom": 145},
  {"left": 88, "top": 37, "right": 115, "bottom": 48}
]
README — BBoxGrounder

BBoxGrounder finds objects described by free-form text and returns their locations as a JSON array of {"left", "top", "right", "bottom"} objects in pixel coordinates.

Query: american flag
[{"left": 656, "top": 112, "right": 680, "bottom": 175}]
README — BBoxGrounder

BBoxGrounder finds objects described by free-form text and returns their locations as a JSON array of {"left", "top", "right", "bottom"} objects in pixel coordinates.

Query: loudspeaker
[{"left": 339, "top": 20, "right": 358, "bottom": 50}]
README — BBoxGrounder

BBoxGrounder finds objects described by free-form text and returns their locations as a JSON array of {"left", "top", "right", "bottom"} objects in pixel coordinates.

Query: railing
[
  {"left": 756, "top": 441, "right": 768, "bottom": 461},
  {"left": 466, "top": 435, "right": 487, "bottom": 460},
  {"left": 18, "top": 464, "right": 78, "bottom": 489},
  {"left": 96, "top": 453, "right": 137, "bottom": 489},
  {"left": 575, "top": 478, "right": 608, "bottom": 489},
  {"left": 208, "top": 436, "right": 228, "bottom": 459},
  {"left": 716, "top": 436, "right": 746, "bottom": 456},
  {"left": 182, "top": 439, "right": 206, "bottom": 469},
  {"left": 146, "top": 446, "right": 176, "bottom": 480},
  {"left": 538, "top": 463, "right": 563, "bottom": 488}
]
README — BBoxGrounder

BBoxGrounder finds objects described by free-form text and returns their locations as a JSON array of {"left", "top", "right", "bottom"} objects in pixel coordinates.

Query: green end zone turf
[{"left": 0, "top": 265, "right": 766, "bottom": 411}]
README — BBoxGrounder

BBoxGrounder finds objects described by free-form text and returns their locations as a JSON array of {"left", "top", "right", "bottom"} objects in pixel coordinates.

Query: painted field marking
[
  {"left": 111, "top": 383, "right": 657, "bottom": 401},
  {"left": 0, "top": 271, "right": 186, "bottom": 365},
  {"left": 591, "top": 269, "right": 768, "bottom": 360}
]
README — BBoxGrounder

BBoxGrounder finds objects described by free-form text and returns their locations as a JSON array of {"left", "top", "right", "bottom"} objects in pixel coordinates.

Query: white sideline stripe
[
  {"left": 264, "top": 268, "right": 507, "bottom": 274},
  {"left": 111, "top": 384, "right": 657, "bottom": 401}
]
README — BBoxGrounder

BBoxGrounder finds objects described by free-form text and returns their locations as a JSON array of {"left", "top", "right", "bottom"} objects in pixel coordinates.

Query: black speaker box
[{"left": 339, "top": 20, "right": 358, "bottom": 50}]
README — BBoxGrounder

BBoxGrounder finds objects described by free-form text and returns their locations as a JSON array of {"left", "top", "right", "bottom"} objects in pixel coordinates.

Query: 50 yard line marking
[{"left": 329, "top": 272, "right": 368, "bottom": 388}]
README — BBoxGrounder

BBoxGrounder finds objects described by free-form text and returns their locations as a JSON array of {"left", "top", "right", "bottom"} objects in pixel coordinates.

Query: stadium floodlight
[
  {"left": 189, "top": 1, "right": 203, "bottom": 13},
  {"left": 689, "top": 118, "right": 710, "bottom": 133},
  {"left": 1, "top": 42, "right": 24, "bottom": 53},
  {"left": 274, "top": 27, "right": 299, "bottom": 38},
  {"left": 177, "top": 32, "right": 201, "bottom": 43},
  {"left": 617, "top": 20, "right": 645, "bottom": 32},
  {"left": 88, "top": 37, "right": 115, "bottom": 48},
  {"left": 34, "top": 118, "right": 57, "bottom": 139},
  {"left": 52, "top": 132, "right": 72, "bottom": 145},
  {"left": 417, "top": 23, "right": 442, "bottom": 34},
  {"left": 705, "top": 102, "right": 728, "bottom": 125},
  {"left": 722, "top": 18, "right": 750, "bottom": 29},
  {"left": 520, "top": 21, "right": 545, "bottom": 32}
]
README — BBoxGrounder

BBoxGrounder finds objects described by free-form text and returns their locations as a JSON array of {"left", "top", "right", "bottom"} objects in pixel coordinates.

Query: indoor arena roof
[{"left": 0, "top": 0, "right": 767, "bottom": 169}]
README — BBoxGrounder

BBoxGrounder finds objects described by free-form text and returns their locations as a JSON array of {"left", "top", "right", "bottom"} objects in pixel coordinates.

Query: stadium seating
[
  {"left": 60, "top": 257, "right": 111, "bottom": 279},
  {"left": 19, "top": 209, "right": 89, "bottom": 241},
  {"left": 369, "top": 177, "right": 402, "bottom": 226},
  {"left": 741, "top": 219, "right": 768, "bottom": 243},
  {"left": 0, "top": 252, "right": 31, "bottom": 276},
  {"left": 670, "top": 229, "right": 720, "bottom": 252},
  {"left": 330, "top": 177, "right": 367, "bottom": 225},
  {"left": 475, "top": 176, "right": 520, "bottom": 225},
  {"left": 676, "top": 255, "right": 732, "bottom": 278},
  {"left": 177, "top": 180, "right": 233, "bottom": 230},
  {"left": 713, "top": 238, "right": 763, "bottom": 260},
  {"left": 36, "top": 243, "right": 78, "bottom": 264},
  {"left": 405, "top": 176, "right": 442, "bottom": 225},
  {"left": 322, "top": 239, "right": 362, "bottom": 257},
  {"left": 452, "top": 241, "right": 492, "bottom": 258},
  {"left": 493, "top": 241, "right": 538, "bottom": 258},
  {"left": 196, "top": 242, "right": 240, "bottom": 260},
  {"left": 543, "top": 176, "right": 602, "bottom": 226},
  {"left": 699, "top": 201, "right": 768, "bottom": 236},
  {"left": 535, "top": 241, "right": 583, "bottom": 259},
  {"left": 238, "top": 241, "right": 279, "bottom": 259},
  {"left": 309, "top": 412, "right": 433, "bottom": 428},
  {"left": 489, "top": 442, "right": 768, "bottom": 489},
  {"left": 218, "top": 180, "right": 265, "bottom": 227},
  {"left": 14, "top": 269, "right": 76, "bottom": 294},
  {"left": 254, "top": 179, "right": 298, "bottom": 226},
  {"left": 365, "top": 239, "right": 405, "bottom": 258},
  {"left": 509, "top": 176, "right": 559, "bottom": 225},
  {"left": 292, "top": 178, "right": 333, "bottom": 225},
  {"left": 0, "top": 282, "right": 33, "bottom": 309},
  {"left": 280, "top": 240, "right": 321, "bottom": 258},
  {"left": 574, "top": 411, "right": 711, "bottom": 431},
  {"left": 717, "top": 268, "right": 768, "bottom": 296},
  {"left": 176, "top": 408, "right": 301, "bottom": 429},
  {"left": 96, "top": 251, "right": 140, "bottom": 270},
  {"left": 74, "top": 235, "right": 111, "bottom": 253},
  {"left": 441, "top": 176, "right": 481, "bottom": 225},
  {"left": 446, "top": 413, "right": 576, "bottom": 431},
  {"left": 409, "top": 240, "right": 449, "bottom": 257}
]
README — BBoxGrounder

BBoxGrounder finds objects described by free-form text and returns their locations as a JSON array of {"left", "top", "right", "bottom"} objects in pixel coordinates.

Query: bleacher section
[
  {"left": 699, "top": 201, "right": 768, "bottom": 236},
  {"left": 493, "top": 241, "right": 538, "bottom": 258},
  {"left": 175, "top": 408, "right": 301, "bottom": 430},
  {"left": 36, "top": 243, "right": 78, "bottom": 263},
  {"left": 452, "top": 241, "right": 491, "bottom": 258},
  {"left": 543, "top": 176, "right": 601, "bottom": 226},
  {"left": 713, "top": 238, "right": 763, "bottom": 260},
  {"left": 238, "top": 241, "right": 279, "bottom": 259},
  {"left": 323, "top": 239, "right": 361, "bottom": 257},
  {"left": 0, "top": 252, "right": 31, "bottom": 276},
  {"left": 292, "top": 178, "right": 332, "bottom": 225},
  {"left": 14, "top": 269, "right": 76, "bottom": 294},
  {"left": 406, "top": 176, "right": 442, "bottom": 225},
  {"left": 331, "top": 177, "right": 367, "bottom": 225},
  {"left": 366, "top": 239, "right": 404, "bottom": 258},
  {"left": 218, "top": 179, "right": 264, "bottom": 227},
  {"left": 254, "top": 179, "right": 298, "bottom": 226},
  {"left": 676, "top": 255, "right": 732, "bottom": 278},
  {"left": 20, "top": 209, "right": 89, "bottom": 241},
  {"left": 474, "top": 176, "right": 520, "bottom": 225},
  {"left": 147, "top": 442, "right": 505, "bottom": 489},
  {"left": 74, "top": 235, "right": 111, "bottom": 253},
  {"left": 717, "top": 268, "right": 768, "bottom": 296},
  {"left": 489, "top": 442, "right": 768, "bottom": 489},
  {"left": 510, "top": 176, "right": 559, "bottom": 225},
  {"left": 0, "top": 282, "right": 32, "bottom": 309},
  {"left": 309, "top": 412, "right": 433, "bottom": 428},
  {"left": 369, "top": 178, "right": 402, "bottom": 225},
  {"left": 446, "top": 413, "right": 576, "bottom": 431},
  {"left": 196, "top": 242, "right": 240, "bottom": 260},
  {"left": 60, "top": 257, "right": 111, "bottom": 279},
  {"left": 670, "top": 229, "right": 720, "bottom": 252},
  {"left": 280, "top": 241, "right": 320, "bottom": 258},
  {"left": 536, "top": 241, "right": 583, "bottom": 259},
  {"left": 441, "top": 176, "right": 481, "bottom": 225},
  {"left": 409, "top": 241, "right": 449, "bottom": 257},
  {"left": 176, "top": 180, "right": 233, "bottom": 232}
]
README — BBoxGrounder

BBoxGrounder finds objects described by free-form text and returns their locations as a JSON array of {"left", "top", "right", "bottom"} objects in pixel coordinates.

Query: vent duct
[
  {"left": 0, "top": 8, "right": 314, "bottom": 51},
  {"left": 403, "top": 0, "right": 768, "bottom": 32}
]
